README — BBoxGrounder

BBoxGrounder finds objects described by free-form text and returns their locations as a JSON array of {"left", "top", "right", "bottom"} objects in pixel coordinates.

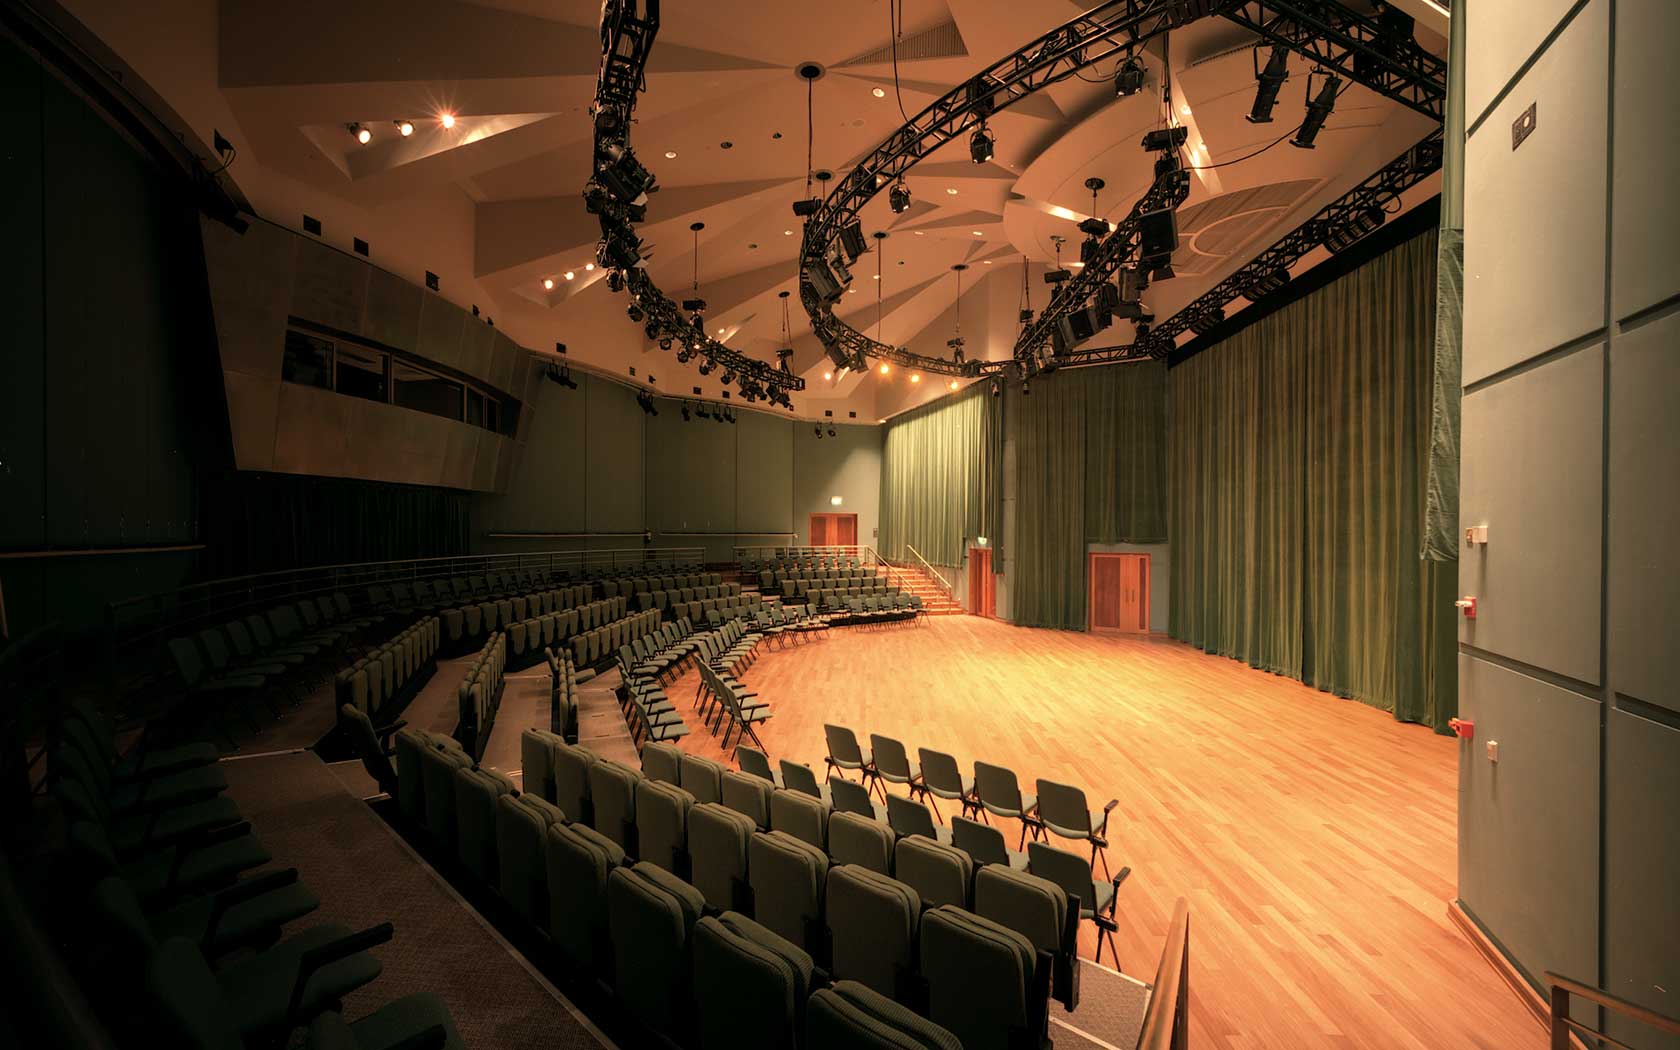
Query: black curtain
[{"left": 199, "top": 473, "right": 470, "bottom": 577}]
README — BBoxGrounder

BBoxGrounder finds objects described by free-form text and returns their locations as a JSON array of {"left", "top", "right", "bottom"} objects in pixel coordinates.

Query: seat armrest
[
  {"left": 203, "top": 868, "right": 301, "bottom": 947},
  {"left": 285, "top": 922, "right": 394, "bottom": 1026},
  {"left": 1096, "top": 797, "right": 1119, "bottom": 836}
]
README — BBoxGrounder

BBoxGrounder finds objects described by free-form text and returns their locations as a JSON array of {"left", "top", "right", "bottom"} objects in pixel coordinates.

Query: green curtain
[
  {"left": 1011, "top": 361, "right": 1169, "bottom": 630},
  {"left": 1169, "top": 229, "right": 1456, "bottom": 730},
  {"left": 878, "top": 385, "right": 1000, "bottom": 567},
  {"left": 1423, "top": 1, "right": 1467, "bottom": 561}
]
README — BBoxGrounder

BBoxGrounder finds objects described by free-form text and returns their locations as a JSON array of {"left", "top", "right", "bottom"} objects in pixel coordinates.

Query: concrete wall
[
  {"left": 473, "top": 374, "right": 882, "bottom": 563},
  {"left": 1458, "top": 2, "right": 1679, "bottom": 1043}
]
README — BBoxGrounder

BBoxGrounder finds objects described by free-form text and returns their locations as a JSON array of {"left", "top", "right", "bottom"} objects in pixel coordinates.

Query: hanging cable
[
  {"left": 806, "top": 74, "right": 815, "bottom": 196},
  {"left": 887, "top": 0, "right": 911, "bottom": 124}
]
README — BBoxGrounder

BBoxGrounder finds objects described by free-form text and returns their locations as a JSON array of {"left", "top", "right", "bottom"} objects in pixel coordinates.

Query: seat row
[
  {"left": 334, "top": 617, "right": 439, "bottom": 722},
  {"left": 545, "top": 645, "right": 594, "bottom": 745},
  {"left": 578, "top": 559, "right": 702, "bottom": 581},
  {"left": 455, "top": 631, "right": 507, "bottom": 761},
  {"left": 740, "top": 554, "right": 862, "bottom": 575},
  {"left": 633, "top": 580, "right": 744, "bottom": 613},
  {"left": 815, "top": 592, "right": 922, "bottom": 626},
  {"left": 368, "top": 571, "right": 576, "bottom": 618},
  {"left": 47, "top": 700, "right": 465, "bottom": 1049},
  {"left": 399, "top": 729, "right": 1034, "bottom": 1049},
  {"left": 440, "top": 588, "right": 620, "bottom": 653},
  {"left": 602, "top": 571, "right": 724, "bottom": 599}
]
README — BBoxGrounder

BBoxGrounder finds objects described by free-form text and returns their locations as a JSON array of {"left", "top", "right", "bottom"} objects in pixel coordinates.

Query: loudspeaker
[{"left": 1139, "top": 208, "right": 1178, "bottom": 260}]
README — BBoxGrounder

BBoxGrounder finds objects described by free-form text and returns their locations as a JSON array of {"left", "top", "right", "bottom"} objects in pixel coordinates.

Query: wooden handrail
[
  {"left": 1547, "top": 972, "right": 1680, "bottom": 1050},
  {"left": 1138, "top": 898, "right": 1191, "bottom": 1050}
]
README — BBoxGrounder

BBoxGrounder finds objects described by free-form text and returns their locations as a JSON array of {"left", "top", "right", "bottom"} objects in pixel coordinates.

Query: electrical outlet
[{"left": 1486, "top": 740, "right": 1499, "bottom": 763}]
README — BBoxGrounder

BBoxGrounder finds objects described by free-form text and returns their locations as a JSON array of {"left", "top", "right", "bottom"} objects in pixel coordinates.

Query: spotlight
[
  {"left": 348, "top": 123, "right": 371, "bottom": 144},
  {"left": 1247, "top": 47, "right": 1290, "bottom": 124},
  {"left": 396, "top": 120, "right": 414, "bottom": 137},
  {"left": 682, "top": 403, "right": 691, "bottom": 421},
  {"left": 949, "top": 379, "right": 960, "bottom": 390},
  {"left": 565, "top": 271, "right": 575, "bottom": 281},
  {"left": 1044, "top": 269, "right": 1071, "bottom": 285},
  {"left": 606, "top": 270, "right": 625, "bottom": 293},
  {"left": 878, "top": 363, "right": 890, "bottom": 375},
  {"left": 823, "top": 370, "right": 833, "bottom": 381},
  {"left": 681, "top": 297, "right": 708, "bottom": 313},
  {"left": 839, "top": 220, "right": 869, "bottom": 263},
  {"left": 1323, "top": 205, "right": 1385, "bottom": 253},
  {"left": 969, "top": 123, "right": 994, "bottom": 164},
  {"left": 659, "top": 337, "right": 673, "bottom": 350},
  {"left": 440, "top": 112, "right": 456, "bottom": 129},
  {"left": 1115, "top": 55, "right": 1147, "bottom": 98},
  {"left": 543, "top": 278, "right": 555, "bottom": 290},
  {"left": 910, "top": 373, "right": 921, "bottom": 384},
  {"left": 1291, "top": 73, "right": 1341, "bottom": 149},
  {"left": 676, "top": 348, "right": 692, "bottom": 364},
  {"left": 828, "top": 427, "right": 836, "bottom": 437},
  {"left": 814, "top": 425, "right": 823, "bottom": 438},
  {"left": 627, "top": 304, "right": 645, "bottom": 323},
  {"left": 1140, "top": 126, "right": 1188, "bottom": 154},
  {"left": 596, "top": 141, "right": 657, "bottom": 204},
  {"left": 721, "top": 370, "right": 736, "bottom": 385},
  {"left": 1243, "top": 266, "right": 1291, "bottom": 301},
  {"left": 889, "top": 181, "right": 911, "bottom": 214},
  {"left": 698, "top": 360, "right": 713, "bottom": 376},
  {"left": 645, "top": 321, "right": 660, "bottom": 340},
  {"left": 990, "top": 379, "right": 1002, "bottom": 397},
  {"left": 1190, "top": 307, "right": 1226, "bottom": 336}
]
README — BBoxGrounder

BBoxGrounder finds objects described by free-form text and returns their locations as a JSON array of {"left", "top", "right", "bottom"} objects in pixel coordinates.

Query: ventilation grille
[{"left": 841, "top": 20, "right": 967, "bottom": 66}]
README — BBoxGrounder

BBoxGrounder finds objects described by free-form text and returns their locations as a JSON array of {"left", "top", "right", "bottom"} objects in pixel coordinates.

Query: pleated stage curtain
[
  {"left": 878, "top": 385, "right": 1000, "bottom": 567},
  {"left": 1011, "top": 360, "right": 1169, "bottom": 630},
  {"left": 1169, "top": 229, "right": 1457, "bottom": 730}
]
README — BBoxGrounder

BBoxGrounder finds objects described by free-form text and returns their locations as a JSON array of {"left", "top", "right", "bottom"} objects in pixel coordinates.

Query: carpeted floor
[
  {"left": 1054, "top": 961, "right": 1153, "bottom": 1047},
  {"left": 221, "top": 751, "right": 611, "bottom": 1050}
]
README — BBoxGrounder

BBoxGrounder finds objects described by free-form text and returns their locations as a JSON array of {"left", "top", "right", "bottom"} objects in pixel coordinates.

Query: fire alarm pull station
[{"left": 1455, "top": 596, "right": 1478, "bottom": 619}]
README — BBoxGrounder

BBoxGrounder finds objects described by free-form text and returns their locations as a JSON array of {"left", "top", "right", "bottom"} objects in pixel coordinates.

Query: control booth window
[
  {"left": 392, "top": 360, "right": 464, "bottom": 421},
  {"left": 336, "top": 344, "right": 389, "bottom": 403},
  {"left": 281, "top": 330, "right": 333, "bottom": 389},
  {"left": 279, "top": 323, "right": 512, "bottom": 431}
]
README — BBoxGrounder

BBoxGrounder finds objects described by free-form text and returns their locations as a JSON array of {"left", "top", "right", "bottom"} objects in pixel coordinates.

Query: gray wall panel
[
  {"left": 417, "top": 293, "right": 468, "bottom": 372},
  {"left": 222, "top": 371, "right": 280, "bottom": 472},
  {"left": 1465, "top": 0, "right": 1580, "bottom": 124},
  {"left": 1460, "top": 345, "right": 1603, "bottom": 683},
  {"left": 0, "top": 38, "right": 45, "bottom": 548},
  {"left": 1608, "top": 315, "right": 1680, "bottom": 713},
  {"left": 735, "top": 411, "right": 795, "bottom": 535},
  {"left": 583, "top": 377, "right": 645, "bottom": 533},
  {"left": 1457, "top": 654, "right": 1600, "bottom": 988},
  {"left": 362, "top": 266, "right": 422, "bottom": 354},
  {"left": 1611, "top": 0, "right": 1680, "bottom": 321},
  {"left": 1604, "top": 711, "right": 1680, "bottom": 1050},
  {"left": 1462, "top": 0, "right": 1608, "bottom": 383},
  {"left": 201, "top": 217, "right": 292, "bottom": 381},
  {"left": 291, "top": 236, "right": 369, "bottom": 336}
]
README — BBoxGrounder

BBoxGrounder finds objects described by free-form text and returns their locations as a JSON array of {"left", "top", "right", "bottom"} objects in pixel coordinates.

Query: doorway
[
  {"left": 808, "top": 512, "right": 858, "bottom": 550},
  {"left": 1088, "top": 553, "right": 1150, "bottom": 633},
  {"left": 968, "top": 546, "right": 995, "bottom": 617}
]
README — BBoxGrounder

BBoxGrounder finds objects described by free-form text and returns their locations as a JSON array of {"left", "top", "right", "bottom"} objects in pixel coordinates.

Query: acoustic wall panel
[
  {"left": 0, "top": 37, "right": 44, "bottom": 549},
  {"left": 489, "top": 332, "right": 520, "bottom": 394},
  {"left": 1457, "top": 654, "right": 1600, "bottom": 990},
  {"left": 1459, "top": 345, "right": 1602, "bottom": 684},
  {"left": 1608, "top": 314, "right": 1680, "bottom": 713},
  {"left": 735, "top": 410, "right": 795, "bottom": 535},
  {"left": 1463, "top": 0, "right": 1608, "bottom": 384},
  {"left": 417, "top": 292, "right": 469, "bottom": 373},
  {"left": 461, "top": 318, "right": 497, "bottom": 381},
  {"left": 201, "top": 217, "right": 292, "bottom": 381},
  {"left": 583, "top": 376, "right": 645, "bottom": 533},
  {"left": 291, "top": 236, "right": 369, "bottom": 336},
  {"left": 1603, "top": 710, "right": 1680, "bottom": 1050},
  {"left": 792, "top": 424, "right": 883, "bottom": 549},
  {"left": 1611, "top": 0, "right": 1680, "bottom": 321},
  {"left": 1465, "top": 0, "right": 1580, "bottom": 124},
  {"left": 362, "top": 265, "right": 423, "bottom": 354}
]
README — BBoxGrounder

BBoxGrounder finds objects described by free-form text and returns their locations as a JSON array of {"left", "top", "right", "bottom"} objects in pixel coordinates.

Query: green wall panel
[
  {"left": 582, "top": 375, "right": 645, "bottom": 533},
  {"left": 735, "top": 410, "right": 794, "bottom": 535},
  {"left": 646, "top": 401, "right": 735, "bottom": 534}
]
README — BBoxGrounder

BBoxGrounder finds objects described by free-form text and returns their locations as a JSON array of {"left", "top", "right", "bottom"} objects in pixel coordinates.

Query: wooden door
[
  {"left": 968, "top": 547, "right": 995, "bottom": 617},
  {"left": 810, "top": 514, "right": 831, "bottom": 546},
  {"left": 808, "top": 513, "right": 857, "bottom": 551},
  {"left": 1089, "top": 553, "right": 1149, "bottom": 633}
]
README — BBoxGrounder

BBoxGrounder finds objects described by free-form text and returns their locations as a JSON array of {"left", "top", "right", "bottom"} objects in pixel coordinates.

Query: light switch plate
[{"left": 1487, "top": 740, "right": 1500, "bottom": 763}]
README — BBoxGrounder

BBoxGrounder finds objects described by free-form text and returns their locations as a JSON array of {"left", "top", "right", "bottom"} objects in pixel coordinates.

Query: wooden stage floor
[{"left": 619, "top": 615, "right": 1540, "bottom": 1050}]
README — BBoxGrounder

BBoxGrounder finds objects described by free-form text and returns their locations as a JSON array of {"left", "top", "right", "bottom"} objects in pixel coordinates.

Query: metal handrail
[
  {"left": 1547, "top": 972, "right": 1680, "bottom": 1050},
  {"left": 859, "top": 546, "right": 912, "bottom": 593},
  {"left": 902, "top": 544, "right": 958, "bottom": 604}
]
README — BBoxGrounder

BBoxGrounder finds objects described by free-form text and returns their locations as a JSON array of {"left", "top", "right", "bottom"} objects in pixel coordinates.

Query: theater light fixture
[
  {"left": 911, "top": 373, "right": 921, "bottom": 383},
  {"left": 949, "top": 379, "right": 960, "bottom": 390},
  {"left": 1323, "top": 204, "right": 1385, "bottom": 252},
  {"left": 627, "top": 303, "right": 645, "bottom": 323},
  {"left": 543, "top": 278, "right": 555, "bottom": 290},
  {"left": 879, "top": 363, "right": 890, "bottom": 375},
  {"left": 1291, "top": 73, "right": 1341, "bottom": 149},
  {"left": 564, "top": 271, "right": 575, "bottom": 281},
  {"left": 889, "top": 181, "right": 911, "bottom": 213},
  {"left": 1115, "top": 55, "right": 1147, "bottom": 98},
  {"left": 347, "top": 123, "right": 371, "bottom": 144},
  {"left": 1247, "top": 47, "right": 1290, "bottom": 124},
  {"left": 396, "top": 120, "right": 414, "bottom": 137},
  {"left": 659, "top": 337, "right": 673, "bottom": 350},
  {"left": 1244, "top": 266, "right": 1291, "bottom": 300},
  {"left": 969, "top": 123, "right": 994, "bottom": 164}
]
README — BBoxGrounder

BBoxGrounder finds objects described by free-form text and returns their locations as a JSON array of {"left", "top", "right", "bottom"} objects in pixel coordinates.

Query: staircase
[{"left": 879, "top": 562, "right": 965, "bottom": 616}]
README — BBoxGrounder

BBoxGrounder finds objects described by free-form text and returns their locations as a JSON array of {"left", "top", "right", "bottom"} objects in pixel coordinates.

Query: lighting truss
[
  {"left": 795, "top": 0, "right": 1448, "bottom": 378},
  {"left": 588, "top": 0, "right": 803, "bottom": 394}
]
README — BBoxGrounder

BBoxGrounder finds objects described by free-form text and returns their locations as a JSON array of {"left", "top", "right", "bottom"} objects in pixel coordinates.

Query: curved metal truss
[
  {"left": 589, "top": 0, "right": 803, "bottom": 400},
  {"left": 796, "top": 0, "right": 1449, "bottom": 379}
]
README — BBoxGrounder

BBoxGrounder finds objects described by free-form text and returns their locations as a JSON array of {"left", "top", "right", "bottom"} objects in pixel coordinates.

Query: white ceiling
[{"left": 60, "top": 0, "right": 1446, "bottom": 420}]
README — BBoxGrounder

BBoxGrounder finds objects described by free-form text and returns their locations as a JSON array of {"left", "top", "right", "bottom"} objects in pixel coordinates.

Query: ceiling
[{"left": 59, "top": 0, "right": 1447, "bottom": 420}]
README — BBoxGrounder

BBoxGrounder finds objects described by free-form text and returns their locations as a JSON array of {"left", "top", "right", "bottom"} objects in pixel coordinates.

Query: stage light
[
  {"left": 348, "top": 123, "right": 371, "bottom": 144},
  {"left": 872, "top": 87, "right": 886, "bottom": 98},
  {"left": 839, "top": 221, "right": 869, "bottom": 263},
  {"left": 440, "top": 112, "right": 456, "bottom": 129},
  {"left": 1190, "top": 307, "right": 1225, "bottom": 336},
  {"left": 1244, "top": 266, "right": 1291, "bottom": 300},
  {"left": 645, "top": 321, "right": 660, "bottom": 340},
  {"left": 949, "top": 379, "right": 959, "bottom": 390},
  {"left": 814, "top": 425, "right": 823, "bottom": 438},
  {"left": 1323, "top": 205, "right": 1385, "bottom": 253},
  {"left": 606, "top": 270, "right": 625, "bottom": 293},
  {"left": 396, "top": 120, "right": 414, "bottom": 137},
  {"left": 911, "top": 373, "right": 921, "bottom": 383},
  {"left": 682, "top": 403, "right": 691, "bottom": 421},
  {"left": 543, "top": 278, "right": 555, "bottom": 290},
  {"left": 564, "top": 271, "right": 575, "bottom": 281},
  {"left": 879, "top": 363, "right": 891, "bottom": 375},
  {"left": 889, "top": 181, "right": 911, "bottom": 214},
  {"left": 1247, "top": 47, "right": 1290, "bottom": 124},
  {"left": 585, "top": 263, "right": 595, "bottom": 271},
  {"left": 659, "top": 337, "right": 673, "bottom": 350},
  {"left": 665, "top": 150, "right": 678, "bottom": 159},
  {"left": 1115, "top": 55, "right": 1147, "bottom": 98},
  {"left": 823, "top": 370, "right": 833, "bottom": 380},
  {"left": 698, "top": 360, "right": 713, "bottom": 376},
  {"left": 627, "top": 304, "right": 645, "bottom": 323},
  {"left": 597, "top": 141, "right": 656, "bottom": 204},
  {"left": 969, "top": 124, "right": 994, "bottom": 164},
  {"left": 1291, "top": 74, "right": 1341, "bottom": 149},
  {"left": 721, "top": 370, "right": 736, "bottom": 385},
  {"left": 676, "top": 348, "right": 692, "bottom": 363}
]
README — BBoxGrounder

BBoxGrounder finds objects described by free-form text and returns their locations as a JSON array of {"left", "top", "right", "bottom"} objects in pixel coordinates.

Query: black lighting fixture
[
  {"left": 1189, "top": 306, "right": 1225, "bottom": 336},
  {"left": 1244, "top": 266, "right": 1291, "bottom": 301},
  {"left": 839, "top": 220, "right": 868, "bottom": 264},
  {"left": 1114, "top": 54, "right": 1147, "bottom": 98},
  {"left": 659, "top": 336, "right": 673, "bottom": 351},
  {"left": 969, "top": 122, "right": 994, "bottom": 164},
  {"left": 1247, "top": 47, "right": 1290, "bottom": 124},
  {"left": 596, "top": 140, "right": 656, "bottom": 204},
  {"left": 1140, "top": 126, "right": 1188, "bottom": 155},
  {"left": 1291, "top": 73, "right": 1341, "bottom": 150},
  {"left": 606, "top": 269, "right": 625, "bottom": 293},
  {"left": 644, "top": 321, "right": 660, "bottom": 341},
  {"left": 681, "top": 403, "right": 691, "bottom": 421},
  {"left": 1323, "top": 204, "right": 1386, "bottom": 253},
  {"left": 697, "top": 359, "right": 713, "bottom": 376},
  {"left": 683, "top": 221, "right": 709, "bottom": 320},
  {"left": 889, "top": 180, "right": 911, "bottom": 214},
  {"left": 676, "top": 346, "right": 693, "bottom": 364},
  {"left": 346, "top": 122, "right": 371, "bottom": 145},
  {"left": 627, "top": 303, "right": 645, "bottom": 323}
]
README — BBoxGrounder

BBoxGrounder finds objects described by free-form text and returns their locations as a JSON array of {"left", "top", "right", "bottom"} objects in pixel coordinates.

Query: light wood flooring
[{"left": 571, "top": 615, "right": 1543, "bottom": 1050}]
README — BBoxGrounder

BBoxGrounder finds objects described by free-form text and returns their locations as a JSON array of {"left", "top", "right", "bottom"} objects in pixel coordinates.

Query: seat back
[
  {"left": 520, "top": 729, "right": 561, "bottom": 804},
  {"left": 641, "top": 741, "right": 683, "bottom": 785},
  {"left": 418, "top": 736, "right": 473, "bottom": 845},
  {"left": 144, "top": 937, "right": 243, "bottom": 1050},
  {"left": 394, "top": 727, "right": 432, "bottom": 824},
  {"left": 552, "top": 742, "right": 598, "bottom": 827},
  {"left": 747, "top": 830, "right": 828, "bottom": 955},
  {"left": 806, "top": 980, "right": 962, "bottom": 1050},
  {"left": 974, "top": 761, "right": 1025, "bottom": 815},
  {"left": 339, "top": 704, "right": 397, "bottom": 794},
  {"left": 679, "top": 752, "right": 725, "bottom": 805},
  {"left": 1027, "top": 840, "right": 1098, "bottom": 916},
  {"left": 635, "top": 778, "right": 695, "bottom": 876},
  {"left": 545, "top": 821, "right": 624, "bottom": 971},
  {"left": 885, "top": 794, "right": 939, "bottom": 841},
  {"left": 780, "top": 761, "right": 823, "bottom": 799},
  {"left": 1034, "top": 779, "right": 1092, "bottom": 839},
  {"left": 893, "top": 836, "right": 974, "bottom": 911},
  {"left": 952, "top": 815, "right": 1012, "bottom": 868},
  {"left": 770, "top": 788, "right": 829, "bottom": 850},
  {"left": 736, "top": 745, "right": 776, "bottom": 783},
  {"left": 824, "top": 724, "right": 865, "bottom": 767},
  {"left": 454, "top": 766, "right": 516, "bottom": 883},
  {"left": 496, "top": 794, "right": 563, "bottom": 927},
  {"left": 919, "top": 906, "right": 1039, "bottom": 1050},
  {"left": 693, "top": 912, "right": 813, "bottom": 1050},
  {"left": 869, "top": 734, "right": 913, "bottom": 782},
  {"left": 973, "top": 864, "right": 1068, "bottom": 960},
  {"left": 722, "top": 770, "right": 773, "bottom": 830},
  {"left": 829, "top": 777, "right": 876, "bottom": 819},
  {"left": 826, "top": 865, "right": 919, "bottom": 1000},
  {"left": 688, "top": 803, "right": 756, "bottom": 913},
  {"left": 827, "top": 811, "right": 894, "bottom": 875},
  {"left": 587, "top": 759, "right": 642, "bottom": 854},
  {"left": 607, "top": 862, "right": 705, "bottom": 1038}
]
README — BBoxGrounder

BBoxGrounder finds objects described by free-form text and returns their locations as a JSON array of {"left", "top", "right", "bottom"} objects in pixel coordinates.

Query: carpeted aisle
[{"left": 221, "top": 751, "right": 612, "bottom": 1050}]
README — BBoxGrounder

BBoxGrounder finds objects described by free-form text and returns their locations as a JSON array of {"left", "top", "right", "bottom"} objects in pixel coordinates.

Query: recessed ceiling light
[
  {"left": 872, "top": 274, "right": 880, "bottom": 280},
  {"left": 439, "top": 112, "right": 456, "bottom": 129},
  {"left": 720, "top": 141, "right": 734, "bottom": 149},
  {"left": 847, "top": 288, "right": 857, "bottom": 294},
  {"left": 665, "top": 150, "right": 678, "bottom": 159},
  {"left": 823, "top": 370, "right": 833, "bottom": 380},
  {"left": 585, "top": 263, "right": 595, "bottom": 271},
  {"left": 879, "top": 363, "right": 890, "bottom": 375},
  {"left": 872, "top": 87, "right": 886, "bottom": 98},
  {"left": 718, "top": 327, "right": 726, "bottom": 334},
  {"left": 946, "top": 188, "right": 958, "bottom": 195},
  {"left": 913, "top": 231, "right": 924, "bottom": 236},
  {"left": 949, "top": 379, "right": 960, "bottom": 390},
  {"left": 543, "top": 278, "right": 555, "bottom": 290},
  {"left": 983, "top": 260, "right": 992, "bottom": 264},
  {"left": 972, "top": 231, "right": 983, "bottom": 236},
  {"left": 564, "top": 271, "right": 575, "bottom": 280},
  {"left": 783, "top": 230, "right": 793, "bottom": 236},
  {"left": 1068, "top": 261, "right": 1084, "bottom": 268},
  {"left": 910, "top": 373, "right": 921, "bottom": 383},
  {"left": 396, "top": 120, "right": 414, "bottom": 137}
]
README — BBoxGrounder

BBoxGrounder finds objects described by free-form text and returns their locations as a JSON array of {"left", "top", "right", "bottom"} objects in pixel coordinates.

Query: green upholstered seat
[
  {"left": 826, "top": 865, "right": 920, "bottom": 1001},
  {"left": 693, "top": 911, "right": 814, "bottom": 1050},
  {"left": 806, "top": 980, "right": 961, "bottom": 1050}
]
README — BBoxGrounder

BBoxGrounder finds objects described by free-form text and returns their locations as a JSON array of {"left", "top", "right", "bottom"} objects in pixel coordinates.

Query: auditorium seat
[
  {"left": 735, "top": 745, "right": 783, "bottom": 788},
  {"left": 417, "top": 736, "right": 473, "bottom": 848},
  {"left": 545, "top": 821, "right": 624, "bottom": 975},
  {"left": 972, "top": 863, "right": 1076, "bottom": 1009},
  {"left": 520, "top": 728, "right": 561, "bottom": 803},
  {"left": 90, "top": 869, "right": 319, "bottom": 961},
  {"left": 453, "top": 765, "right": 516, "bottom": 884},
  {"left": 829, "top": 776, "right": 886, "bottom": 822},
  {"left": 339, "top": 704, "right": 401, "bottom": 797},
  {"left": 893, "top": 835, "right": 973, "bottom": 911},
  {"left": 552, "top": 741, "right": 598, "bottom": 827},
  {"left": 693, "top": 911, "right": 814, "bottom": 1050},
  {"left": 779, "top": 760, "right": 830, "bottom": 804},
  {"left": 64, "top": 700, "right": 218, "bottom": 781},
  {"left": 635, "top": 778, "right": 695, "bottom": 877},
  {"left": 678, "top": 752, "right": 726, "bottom": 805},
  {"left": 822, "top": 725, "right": 879, "bottom": 795},
  {"left": 919, "top": 906, "right": 1045, "bottom": 1050},
  {"left": 607, "top": 862, "right": 705, "bottom": 1040},
  {"left": 688, "top": 802, "right": 756, "bottom": 913},
  {"left": 68, "top": 819, "right": 271, "bottom": 904},
  {"left": 886, "top": 793, "right": 951, "bottom": 846},
  {"left": 828, "top": 811, "right": 895, "bottom": 876},
  {"left": 587, "top": 758, "right": 643, "bottom": 855},
  {"left": 770, "top": 786, "right": 829, "bottom": 850},
  {"left": 496, "top": 793, "right": 564, "bottom": 928},
  {"left": 748, "top": 830, "right": 828, "bottom": 956},
  {"left": 826, "top": 864, "right": 920, "bottom": 1001},
  {"left": 722, "top": 769, "right": 773, "bottom": 830},
  {"left": 806, "top": 980, "right": 961, "bottom": 1050}
]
